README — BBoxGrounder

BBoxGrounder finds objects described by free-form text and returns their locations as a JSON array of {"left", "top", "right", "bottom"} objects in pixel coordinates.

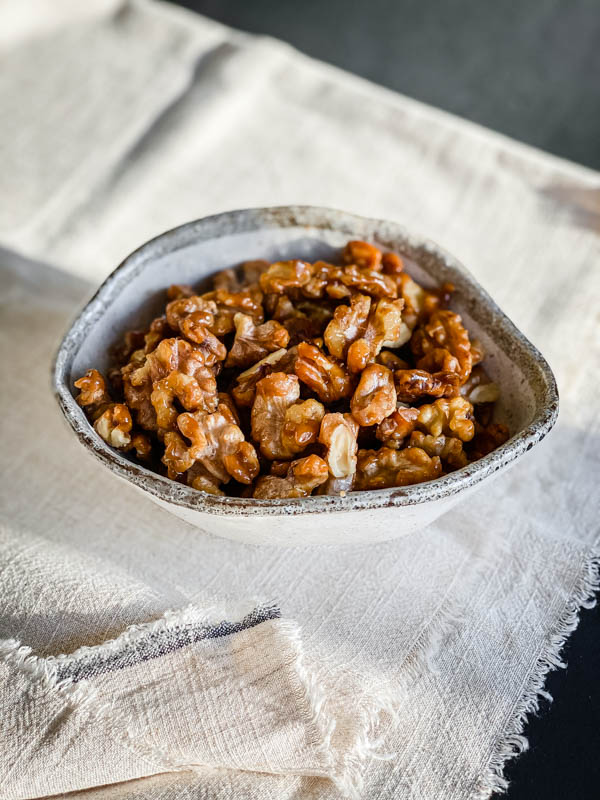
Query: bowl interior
[{"left": 71, "top": 224, "right": 535, "bottom": 438}]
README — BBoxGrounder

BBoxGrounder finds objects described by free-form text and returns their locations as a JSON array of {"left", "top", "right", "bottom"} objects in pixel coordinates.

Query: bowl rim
[{"left": 52, "top": 205, "right": 559, "bottom": 517}]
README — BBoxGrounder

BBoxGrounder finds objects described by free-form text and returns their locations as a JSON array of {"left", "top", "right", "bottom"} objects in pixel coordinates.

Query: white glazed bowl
[{"left": 53, "top": 207, "right": 558, "bottom": 546}]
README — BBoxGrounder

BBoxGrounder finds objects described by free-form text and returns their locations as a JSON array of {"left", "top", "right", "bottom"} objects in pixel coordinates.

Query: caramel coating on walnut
[
  {"left": 340, "top": 265, "right": 398, "bottom": 299},
  {"left": 468, "top": 423, "right": 510, "bottom": 460},
  {"left": 408, "top": 430, "right": 468, "bottom": 470},
  {"left": 167, "top": 284, "right": 195, "bottom": 301},
  {"left": 294, "top": 342, "right": 353, "bottom": 403},
  {"left": 351, "top": 364, "right": 396, "bottom": 427},
  {"left": 226, "top": 313, "right": 290, "bottom": 368},
  {"left": 324, "top": 294, "right": 371, "bottom": 359},
  {"left": 232, "top": 348, "right": 289, "bottom": 407},
  {"left": 74, "top": 369, "right": 111, "bottom": 409},
  {"left": 163, "top": 404, "right": 259, "bottom": 488},
  {"left": 251, "top": 372, "right": 325, "bottom": 459},
  {"left": 347, "top": 297, "right": 407, "bottom": 372},
  {"left": 253, "top": 455, "right": 329, "bottom": 499},
  {"left": 94, "top": 403, "right": 132, "bottom": 449},
  {"left": 165, "top": 296, "right": 218, "bottom": 344},
  {"left": 417, "top": 397, "right": 475, "bottom": 442},
  {"left": 377, "top": 350, "right": 409, "bottom": 371},
  {"left": 342, "top": 240, "right": 383, "bottom": 271},
  {"left": 381, "top": 252, "right": 404, "bottom": 275},
  {"left": 376, "top": 406, "right": 419, "bottom": 448},
  {"left": 413, "top": 310, "right": 472, "bottom": 384},
  {"left": 126, "top": 338, "right": 219, "bottom": 431},
  {"left": 202, "top": 287, "right": 264, "bottom": 336},
  {"left": 259, "top": 260, "right": 312, "bottom": 294},
  {"left": 394, "top": 369, "right": 459, "bottom": 402},
  {"left": 355, "top": 446, "right": 442, "bottom": 490}
]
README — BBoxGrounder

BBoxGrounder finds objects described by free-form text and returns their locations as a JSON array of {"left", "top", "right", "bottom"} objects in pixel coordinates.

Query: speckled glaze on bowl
[{"left": 53, "top": 207, "right": 558, "bottom": 546}]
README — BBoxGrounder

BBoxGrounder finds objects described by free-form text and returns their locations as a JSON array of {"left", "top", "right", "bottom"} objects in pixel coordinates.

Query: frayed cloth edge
[{"left": 472, "top": 551, "right": 600, "bottom": 799}]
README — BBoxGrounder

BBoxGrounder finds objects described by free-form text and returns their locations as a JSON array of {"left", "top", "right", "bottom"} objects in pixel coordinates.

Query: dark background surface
[
  {"left": 171, "top": 0, "right": 600, "bottom": 170},
  {"left": 169, "top": 1, "right": 600, "bottom": 798}
]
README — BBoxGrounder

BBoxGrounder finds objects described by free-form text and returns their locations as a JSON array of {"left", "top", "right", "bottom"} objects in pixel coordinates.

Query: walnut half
[
  {"left": 251, "top": 372, "right": 325, "bottom": 460},
  {"left": 253, "top": 455, "right": 329, "bottom": 499},
  {"left": 355, "top": 446, "right": 442, "bottom": 490}
]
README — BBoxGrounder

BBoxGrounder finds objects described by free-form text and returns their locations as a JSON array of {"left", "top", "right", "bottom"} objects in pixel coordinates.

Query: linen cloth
[{"left": 1, "top": 1, "right": 600, "bottom": 798}]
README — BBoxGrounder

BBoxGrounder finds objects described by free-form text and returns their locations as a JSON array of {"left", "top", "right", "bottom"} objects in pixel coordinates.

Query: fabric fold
[{"left": 1, "top": 591, "right": 401, "bottom": 800}]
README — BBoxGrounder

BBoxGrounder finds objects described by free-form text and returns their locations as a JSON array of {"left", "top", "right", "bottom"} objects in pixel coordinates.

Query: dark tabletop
[{"left": 169, "top": 1, "right": 600, "bottom": 796}]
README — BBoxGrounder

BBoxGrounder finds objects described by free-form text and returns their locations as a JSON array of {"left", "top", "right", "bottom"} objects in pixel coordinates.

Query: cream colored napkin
[
  {"left": 1, "top": 1, "right": 600, "bottom": 798},
  {"left": 1, "top": 592, "right": 384, "bottom": 799}
]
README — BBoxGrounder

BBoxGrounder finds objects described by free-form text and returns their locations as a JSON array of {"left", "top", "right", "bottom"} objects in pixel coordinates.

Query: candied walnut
[
  {"left": 201, "top": 286, "right": 264, "bottom": 336},
  {"left": 470, "top": 338, "right": 485, "bottom": 366},
  {"left": 270, "top": 460, "right": 291, "bottom": 477},
  {"left": 94, "top": 403, "right": 132, "bottom": 449},
  {"left": 74, "top": 369, "right": 111, "bottom": 410},
  {"left": 355, "top": 446, "right": 442, "bottom": 490},
  {"left": 273, "top": 296, "right": 329, "bottom": 344},
  {"left": 468, "top": 423, "right": 510, "bottom": 460},
  {"left": 346, "top": 297, "right": 407, "bottom": 372},
  {"left": 342, "top": 240, "right": 382, "bottom": 271},
  {"left": 412, "top": 310, "right": 472, "bottom": 384},
  {"left": 416, "top": 347, "right": 460, "bottom": 374},
  {"left": 460, "top": 365, "right": 500, "bottom": 404},
  {"left": 213, "top": 268, "right": 242, "bottom": 293},
  {"left": 126, "top": 338, "right": 219, "bottom": 431},
  {"left": 251, "top": 372, "right": 325, "bottom": 459},
  {"left": 186, "top": 463, "right": 225, "bottom": 495},
  {"left": 324, "top": 293, "right": 371, "bottom": 359},
  {"left": 271, "top": 295, "right": 296, "bottom": 322},
  {"left": 217, "top": 392, "right": 241, "bottom": 425},
  {"left": 112, "top": 330, "right": 146, "bottom": 367},
  {"left": 162, "top": 430, "right": 196, "bottom": 475},
  {"left": 241, "top": 259, "right": 270, "bottom": 285},
  {"left": 394, "top": 369, "right": 459, "bottom": 402},
  {"left": 167, "top": 405, "right": 260, "bottom": 487},
  {"left": 259, "top": 260, "right": 312, "bottom": 294},
  {"left": 300, "top": 261, "right": 347, "bottom": 300},
  {"left": 151, "top": 370, "right": 216, "bottom": 431},
  {"left": 319, "top": 413, "right": 359, "bottom": 479},
  {"left": 296, "top": 300, "right": 333, "bottom": 329},
  {"left": 231, "top": 348, "right": 289, "bottom": 407},
  {"left": 253, "top": 455, "right": 329, "bottom": 499},
  {"left": 381, "top": 252, "right": 404, "bottom": 275},
  {"left": 377, "top": 350, "right": 409, "bottom": 370},
  {"left": 396, "top": 272, "right": 428, "bottom": 330},
  {"left": 166, "top": 296, "right": 217, "bottom": 342},
  {"left": 130, "top": 432, "right": 152, "bottom": 461},
  {"left": 376, "top": 406, "right": 419, "bottom": 448},
  {"left": 146, "top": 336, "right": 222, "bottom": 377},
  {"left": 226, "top": 313, "right": 290, "bottom": 368},
  {"left": 143, "top": 316, "right": 175, "bottom": 355},
  {"left": 223, "top": 440, "right": 261, "bottom": 485},
  {"left": 122, "top": 360, "right": 156, "bottom": 431},
  {"left": 420, "top": 282, "right": 455, "bottom": 318},
  {"left": 340, "top": 265, "right": 398, "bottom": 299},
  {"left": 408, "top": 430, "right": 467, "bottom": 470},
  {"left": 317, "top": 475, "right": 354, "bottom": 496},
  {"left": 294, "top": 342, "right": 353, "bottom": 403},
  {"left": 281, "top": 399, "right": 326, "bottom": 455},
  {"left": 417, "top": 397, "right": 475, "bottom": 442},
  {"left": 167, "top": 284, "right": 195, "bottom": 301},
  {"left": 350, "top": 364, "right": 396, "bottom": 427}
]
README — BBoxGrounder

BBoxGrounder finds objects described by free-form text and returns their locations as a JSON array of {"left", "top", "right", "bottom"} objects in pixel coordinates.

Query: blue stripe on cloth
[{"left": 54, "top": 604, "right": 281, "bottom": 683}]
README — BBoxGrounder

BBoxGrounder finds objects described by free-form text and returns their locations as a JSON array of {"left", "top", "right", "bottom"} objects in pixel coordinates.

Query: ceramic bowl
[{"left": 53, "top": 207, "right": 558, "bottom": 546}]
